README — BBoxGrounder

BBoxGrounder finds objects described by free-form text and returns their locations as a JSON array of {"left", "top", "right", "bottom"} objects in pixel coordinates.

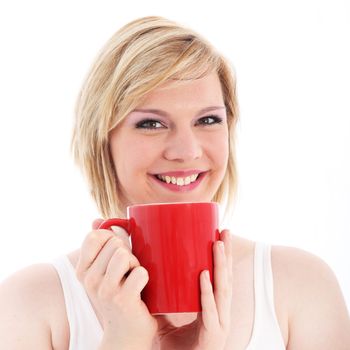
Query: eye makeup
[
  {"left": 135, "top": 119, "right": 166, "bottom": 129},
  {"left": 125, "top": 106, "right": 227, "bottom": 131}
]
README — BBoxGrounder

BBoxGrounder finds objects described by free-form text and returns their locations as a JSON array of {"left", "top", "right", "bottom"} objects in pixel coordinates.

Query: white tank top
[{"left": 52, "top": 242, "right": 285, "bottom": 350}]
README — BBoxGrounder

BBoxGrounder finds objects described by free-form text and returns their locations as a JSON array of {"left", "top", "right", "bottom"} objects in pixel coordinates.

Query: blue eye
[
  {"left": 135, "top": 119, "right": 165, "bottom": 129},
  {"left": 196, "top": 115, "right": 223, "bottom": 126}
]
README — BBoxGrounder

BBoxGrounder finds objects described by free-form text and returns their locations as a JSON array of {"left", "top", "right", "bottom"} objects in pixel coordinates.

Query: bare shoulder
[
  {"left": 0, "top": 263, "right": 68, "bottom": 349},
  {"left": 271, "top": 245, "right": 350, "bottom": 350}
]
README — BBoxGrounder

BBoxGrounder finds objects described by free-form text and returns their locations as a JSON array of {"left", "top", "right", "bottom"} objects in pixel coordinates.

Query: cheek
[
  {"left": 207, "top": 132, "right": 229, "bottom": 167},
  {"left": 111, "top": 136, "right": 161, "bottom": 181}
]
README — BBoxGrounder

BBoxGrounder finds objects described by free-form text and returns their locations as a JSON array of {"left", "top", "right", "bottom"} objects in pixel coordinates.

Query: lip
[{"left": 149, "top": 170, "right": 207, "bottom": 193}]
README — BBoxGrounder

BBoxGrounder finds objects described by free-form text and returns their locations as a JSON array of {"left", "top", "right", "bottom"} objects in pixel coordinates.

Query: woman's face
[{"left": 109, "top": 73, "right": 229, "bottom": 210}]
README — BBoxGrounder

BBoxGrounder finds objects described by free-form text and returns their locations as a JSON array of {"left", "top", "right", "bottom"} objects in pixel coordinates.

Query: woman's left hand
[{"left": 156, "top": 229, "right": 233, "bottom": 350}]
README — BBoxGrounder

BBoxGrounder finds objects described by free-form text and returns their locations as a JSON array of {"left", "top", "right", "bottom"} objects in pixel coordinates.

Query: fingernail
[
  {"left": 218, "top": 241, "right": 225, "bottom": 253},
  {"left": 205, "top": 270, "right": 210, "bottom": 281}
]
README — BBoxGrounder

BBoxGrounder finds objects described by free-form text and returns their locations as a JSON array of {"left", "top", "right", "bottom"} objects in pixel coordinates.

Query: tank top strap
[
  {"left": 254, "top": 242, "right": 275, "bottom": 323},
  {"left": 246, "top": 242, "right": 286, "bottom": 349},
  {"left": 52, "top": 255, "right": 103, "bottom": 350}
]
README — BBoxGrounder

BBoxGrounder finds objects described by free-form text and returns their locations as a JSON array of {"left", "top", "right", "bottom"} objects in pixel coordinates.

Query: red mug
[{"left": 99, "top": 202, "right": 220, "bottom": 314}]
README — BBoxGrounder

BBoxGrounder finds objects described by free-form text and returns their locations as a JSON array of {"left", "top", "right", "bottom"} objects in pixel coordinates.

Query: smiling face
[{"left": 109, "top": 73, "right": 229, "bottom": 211}]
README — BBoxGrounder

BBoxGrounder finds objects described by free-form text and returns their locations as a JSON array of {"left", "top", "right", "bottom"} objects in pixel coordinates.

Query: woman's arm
[
  {"left": 273, "top": 246, "right": 350, "bottom": 350},
  {"left": 0, "top": 264, "right": 59, "bottom": 350}
]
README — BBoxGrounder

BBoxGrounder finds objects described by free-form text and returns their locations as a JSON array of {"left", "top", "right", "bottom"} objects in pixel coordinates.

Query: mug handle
[{"left": 98, "top": 218, "right": 131, "bottom": 235}]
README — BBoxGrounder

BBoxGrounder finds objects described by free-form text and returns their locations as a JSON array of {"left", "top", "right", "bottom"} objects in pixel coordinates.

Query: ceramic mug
[{"left": 98, "top": 202, "right": 220, "bottom": 314}]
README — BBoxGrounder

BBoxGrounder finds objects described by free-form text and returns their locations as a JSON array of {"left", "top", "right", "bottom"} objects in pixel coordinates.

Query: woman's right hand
[{"left": 76, "top": 219, "right": 157, "bottom": 350}]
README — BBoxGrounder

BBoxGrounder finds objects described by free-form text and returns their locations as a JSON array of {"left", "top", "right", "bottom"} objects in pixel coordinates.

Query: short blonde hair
[{"left": 71, "top": 16, "right": 239, "bottom": 219}]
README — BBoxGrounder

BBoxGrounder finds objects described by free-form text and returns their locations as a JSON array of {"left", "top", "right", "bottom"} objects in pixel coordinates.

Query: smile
[
  {"left": 156, "top": 174, "right": 199, "bottom": 186},
  {"left": 151, "top": 170, "right": 206, "bottom": 192}
]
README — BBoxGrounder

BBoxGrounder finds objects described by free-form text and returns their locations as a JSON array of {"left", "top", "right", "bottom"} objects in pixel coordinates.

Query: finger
[
  {"left": 214, "top": 240, "right": 228, "bottom": 293},
  {"left": 103, "top": 247, "right": 140, "bottom": 288},
  {"left": 200, "top": 270, "right": 219, "bottom": 330},
  {"left": 92, "top": 218, "right": 104, "bottom": 230},
  {"left": 213, "top": 240, "right": 231, "bottom": 327},
  {"left": 86, "top": 236, "right": 130, "bottom": 277},
  {"left": 76, "top": 230, "right": 116, "bottom": 279},
  {"left": 122, "top": 265, "right": 150, "bottom": 296},
  {"left": 110, "top": 225, "right": 131, "bottom": 249},
  {"left": 220, "top": 229, "right": 233, "bottom": 282},
  {"left": 94, "top": 218, "right": 131, "bottom": 249}
]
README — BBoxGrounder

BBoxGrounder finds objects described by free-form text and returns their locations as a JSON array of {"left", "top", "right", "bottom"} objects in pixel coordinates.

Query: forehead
[{"left": 137, "top": 73, "right": 224, "bottom": 110}]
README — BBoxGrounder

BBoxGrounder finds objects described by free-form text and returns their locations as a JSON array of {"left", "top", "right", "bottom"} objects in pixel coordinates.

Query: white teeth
[
  {"left": 157, "top": 173, "right": 200, "bottom": 186},
  {"left": 176, "top": 178, "right": 184, "bottom": 186},
  {"left": 184, "top": 176, "right": 191, "bottom": 185}
]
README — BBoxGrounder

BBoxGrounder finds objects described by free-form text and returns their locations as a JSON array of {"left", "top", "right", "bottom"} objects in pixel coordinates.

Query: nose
[{"left": 163, "top": 127, "right": 202, "bottom": 162}]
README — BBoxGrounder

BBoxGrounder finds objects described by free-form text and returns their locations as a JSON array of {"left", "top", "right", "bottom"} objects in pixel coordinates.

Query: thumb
[
  {"left": 92, "top": 218, "right": 132, "bottom": 250},
  {"left": 92, "top": 218, "right": 104, "bottom": 230}
]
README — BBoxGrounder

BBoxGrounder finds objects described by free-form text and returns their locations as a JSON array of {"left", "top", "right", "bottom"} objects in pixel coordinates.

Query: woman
[{"left": 0, "top": 16, "right": 349, "bottom": 350}]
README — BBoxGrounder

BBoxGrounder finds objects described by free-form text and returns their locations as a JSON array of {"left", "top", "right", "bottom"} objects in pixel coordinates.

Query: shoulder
[
  {"left": 0, "top": 263, "right": 62, "bottom": 314},
  {"left": 270, "top": 245, "right": 346, "bottom": 302},
  {"left": 0, "top": 263, "right": 68, "bottom": 349},
  {"left": 271, "top": 245, "right": 350, "bottom": 349},
  {"left": 271, "top": 245, "right": 339, "bottom": 288}
]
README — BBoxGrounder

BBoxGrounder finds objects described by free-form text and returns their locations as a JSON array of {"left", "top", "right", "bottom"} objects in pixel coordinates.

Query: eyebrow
[{"left": 132, "top": 106, "right": 226, "bottom": 117}]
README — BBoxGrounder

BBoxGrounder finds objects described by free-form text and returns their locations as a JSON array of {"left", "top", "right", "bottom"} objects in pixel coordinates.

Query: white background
[{"left": 0, "top": 0, "right": 349, "bottom": 310}]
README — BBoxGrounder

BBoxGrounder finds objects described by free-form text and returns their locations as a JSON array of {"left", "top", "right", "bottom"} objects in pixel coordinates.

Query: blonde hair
[{"left": 71, "top": 16, "right": 239, "bottom": 219}]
